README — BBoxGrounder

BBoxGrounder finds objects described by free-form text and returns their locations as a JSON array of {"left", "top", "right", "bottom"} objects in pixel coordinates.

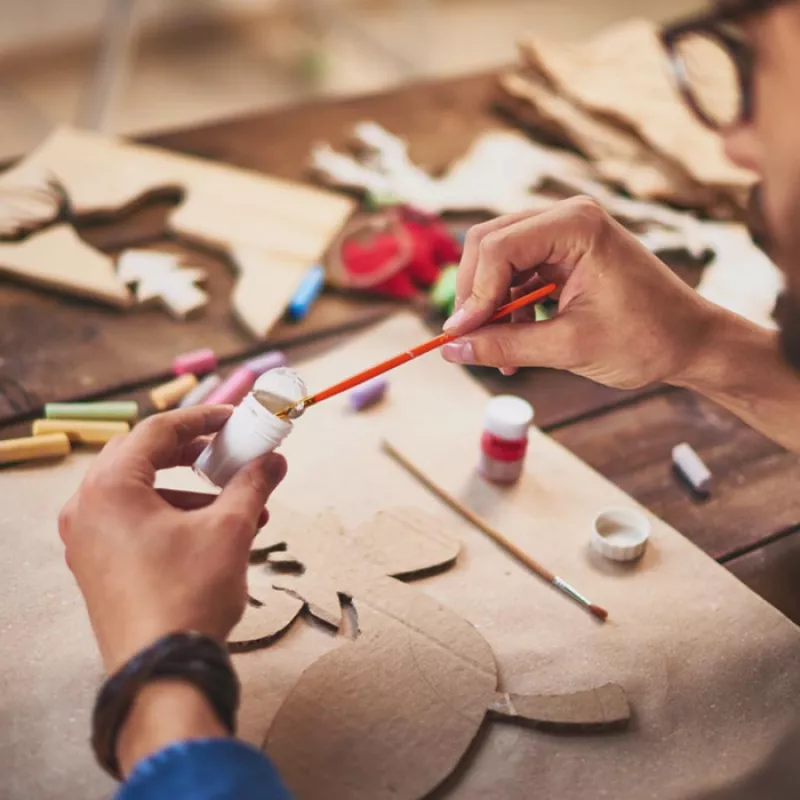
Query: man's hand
[
  {"left": 59, "top": 405, "right": 287, "bottom": 674},
  {"left": 441, "top": 197, "right": 718, "bottom": 390}
]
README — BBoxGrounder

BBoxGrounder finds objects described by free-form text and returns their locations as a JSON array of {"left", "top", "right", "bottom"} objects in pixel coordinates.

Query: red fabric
[
  {"left": 337, "top": 206, "right": 462, "bottom": 299},
  {"left": 480, "top": 431, "right": 528, "bottom": 463}
]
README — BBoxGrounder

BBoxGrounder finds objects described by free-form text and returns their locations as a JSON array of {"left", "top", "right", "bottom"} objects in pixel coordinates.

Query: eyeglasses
[{"left": 660, "top": 1, "right": 790, "bottom": 131}]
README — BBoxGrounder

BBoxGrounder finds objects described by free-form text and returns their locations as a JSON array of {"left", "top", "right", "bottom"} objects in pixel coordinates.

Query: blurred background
[{"left": 0, "top": 0, "right": 703, "bottom": 160}]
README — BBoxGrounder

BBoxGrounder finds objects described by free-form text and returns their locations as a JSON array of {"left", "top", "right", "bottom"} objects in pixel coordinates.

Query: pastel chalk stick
[
  {"left": 33, "top": 419, "right": 130, "bottom": 445},
  {"left": 150, "top": 374, "right": 199, "bottom": 410},
  {"left": 173, "top": 347, "right": 217, "bottom": 377},
  {"left": 245, "top": 351, "right": 287, "bottom": 375},
  {"left": 0, "top": 432, "right": 71, "bottom": 465},
  {"left": 288, "top": 265, "right": 325, "bottom": 321},
  {"left": 203, "top": 367, "right": 258, "bottom": 406},
  {"left": 179, "top": 373, "right": 223, "bottom": 408},
  {"left": 349, "top": 377, "right": 388, "bottom": 411},
  {"left": 44, "top": 401, "right": 139, "bottom": 422}
]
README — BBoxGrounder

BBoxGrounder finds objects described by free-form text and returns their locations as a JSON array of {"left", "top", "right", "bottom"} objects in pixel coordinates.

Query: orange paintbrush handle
[{"left": 302, "top": 283, "right": 557, "bottom": 410}]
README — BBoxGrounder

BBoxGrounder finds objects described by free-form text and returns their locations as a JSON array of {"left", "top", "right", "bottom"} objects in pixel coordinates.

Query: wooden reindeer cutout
[{"left": 232, "top": 507, "right": 630, "bottom": 800}]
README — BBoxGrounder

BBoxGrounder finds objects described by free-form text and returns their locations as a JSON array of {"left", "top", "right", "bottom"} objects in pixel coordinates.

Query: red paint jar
[{"left": 478, "top": 395, "right": 534, "bottom": 485}]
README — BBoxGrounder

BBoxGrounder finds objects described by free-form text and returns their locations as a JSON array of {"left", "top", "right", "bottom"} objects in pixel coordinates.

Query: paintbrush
[
  {"left": 276, "top": 282, "right": 557, "bottom": 420},
  {"left": 383, "top": 440, "right": 609, "bottom": 623}
]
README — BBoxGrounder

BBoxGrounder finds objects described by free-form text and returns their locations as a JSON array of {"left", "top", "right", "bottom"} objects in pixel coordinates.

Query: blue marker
[{"left": 288, "top": 264, "right": 326, "bottom": 321}]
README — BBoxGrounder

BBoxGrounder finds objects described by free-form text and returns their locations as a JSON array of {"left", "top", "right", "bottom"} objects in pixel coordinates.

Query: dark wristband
[{"left": 91, "top": 631, "right": 240, "bottom": 781}]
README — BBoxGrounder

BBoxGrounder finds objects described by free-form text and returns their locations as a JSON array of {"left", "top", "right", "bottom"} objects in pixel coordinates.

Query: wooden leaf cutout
[{"left": 0, "top": 223, "right": 131, "bottom": 307}]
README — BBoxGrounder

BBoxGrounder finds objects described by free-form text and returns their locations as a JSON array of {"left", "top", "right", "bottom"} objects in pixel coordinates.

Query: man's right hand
[{"left": 441, "top": 196, "right": 719, "bottom": 390}]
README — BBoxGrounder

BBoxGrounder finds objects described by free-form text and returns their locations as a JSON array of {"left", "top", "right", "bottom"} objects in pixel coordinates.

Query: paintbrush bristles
[{"left": 589, "top": 604, "right": 609, "bottom": 622}]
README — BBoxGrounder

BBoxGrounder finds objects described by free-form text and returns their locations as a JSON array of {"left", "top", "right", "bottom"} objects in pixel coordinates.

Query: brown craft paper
[
  {"left": 0, "top": 222, "right": 131, "bottom": 307},
  {"left": 3, "top": 314, "right": 800, "bottom": 799},
  {"left": 1, "top": 127, "right": 354, "bottom": 335},
  {"left": 519, "top": 19, "right": 755, "bottom": 193},
  {"left": 241, "top": 507, "right": 629, "bottom": 799}
]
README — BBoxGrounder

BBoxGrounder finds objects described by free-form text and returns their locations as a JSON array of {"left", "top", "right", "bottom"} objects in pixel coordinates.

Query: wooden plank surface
[
  {"left": 1, "top": 70, "right": 798, "bottom": 627},
  {"left": 551, "top": 389, "right": 800, "bottom": 561},
  {"left": 725, "top": 532, "right": 800, "bottom": 625}
]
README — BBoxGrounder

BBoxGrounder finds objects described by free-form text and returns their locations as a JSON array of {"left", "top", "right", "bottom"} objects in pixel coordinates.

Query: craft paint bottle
[
  {"left": 203, "top": 351, "right": 287, "bottom": 406},
  {"left": 478, "top": 395, "right": 534, "bottom": 485},
  {"left": 194, "top": 367, "right": 306, "bottom": 487}
]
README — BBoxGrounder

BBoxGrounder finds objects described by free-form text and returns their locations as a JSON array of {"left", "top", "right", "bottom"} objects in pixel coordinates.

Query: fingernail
[
  {"left": 441, "top": 340, "right": 475, "bottom": 364},
  {"left": 500, "top": 367, "right": 516, "bottom": 377},
  {"left": 443, "top": 308, "right": 467, "bottom": 333}
]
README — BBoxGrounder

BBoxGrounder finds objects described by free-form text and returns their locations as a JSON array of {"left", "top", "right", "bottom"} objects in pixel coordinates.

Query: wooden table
[{"left": 2, "top": 72, "right": 798, "bottom": 628}]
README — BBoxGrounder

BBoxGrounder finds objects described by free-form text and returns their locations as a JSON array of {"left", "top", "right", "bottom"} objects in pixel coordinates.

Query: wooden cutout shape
[
  {"left": 498, "top": 71, "right": 722, "bottom": 209},
  {"left": 117, "top": 249, "right": 208, "bottom": 319},
  {"left": 3, "top": 127, "right": 354, "bottom": 337},
  {"left": 0, "top": 223, "right": 131, "bottom": 307},
  {"left": 0, "top": 163, "right": 64, "bottom": 239},
  {"left": 519, "top": 19, "right": 755, "bottom": 194},
  {"left": 313, "top": 124, "right": 585, "bottom": 216},
  {"left": 239, "top": 507, "right": 630, "bottom": 800},
  {"left": 312, "top": 124, "right": 721, "bottom": 234}
]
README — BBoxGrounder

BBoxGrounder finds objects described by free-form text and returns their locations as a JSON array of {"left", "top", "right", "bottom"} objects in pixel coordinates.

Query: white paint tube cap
[
  {"left": 484, "top": 395, "right": 534, "bottom": 441},
  {"left": 591, "top": 508, "right": 651, "bottom": 562},
  {"left": 194, "top": 368, "right": 306, "bottom": 488}
]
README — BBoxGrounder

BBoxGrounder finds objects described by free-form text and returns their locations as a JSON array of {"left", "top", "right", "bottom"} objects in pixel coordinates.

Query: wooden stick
[{"left": 382, "top": 441, "right": 608, "bottom": 622}]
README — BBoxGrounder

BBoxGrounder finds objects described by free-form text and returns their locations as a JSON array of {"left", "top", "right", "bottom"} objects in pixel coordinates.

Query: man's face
[{"left": 722, "top": 3, "right": 800, "bottom": 365}]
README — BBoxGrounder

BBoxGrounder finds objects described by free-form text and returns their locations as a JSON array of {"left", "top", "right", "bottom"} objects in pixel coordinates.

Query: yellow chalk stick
[
  {"left": 150, "top": 374, "right": 199, "bottom": 411},
  {"left": 33, "top": 419, "right": 130, "bottom": 445},
  {"left": 0, "top": 433, "right": 71, "bottom": 465}
]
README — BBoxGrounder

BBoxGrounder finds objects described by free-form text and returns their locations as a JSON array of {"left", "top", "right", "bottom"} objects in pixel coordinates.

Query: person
[{"left": 59, "top": 1, "right": 800, "bottom": 797}]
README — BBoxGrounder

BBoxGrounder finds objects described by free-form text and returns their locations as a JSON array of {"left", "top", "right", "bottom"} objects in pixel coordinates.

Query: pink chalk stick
[
  {"left": 203, "top": 366, "right": 259, "bottom": 406},
  {"left": 173, "top": 348, "right": 217, "bottom": 376},
  {"left": 245, "top": 351, "right": 287, "bottom": 375}
]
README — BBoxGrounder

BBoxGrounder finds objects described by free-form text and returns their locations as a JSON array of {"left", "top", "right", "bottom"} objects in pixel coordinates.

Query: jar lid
[
  {"left": 484, "top": 395, "right": 534, "bottom": 441},
  {"left": 591, "top": 508, "right": 650, "bottom": 562},
  {"left": 252, "top": 368, "right": 307, "bottom": 415}
]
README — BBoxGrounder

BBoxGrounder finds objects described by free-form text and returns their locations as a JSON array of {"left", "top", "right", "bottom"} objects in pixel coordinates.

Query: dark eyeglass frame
[{"left": 660, "top": 0, "right": 791, "bottom": 131}]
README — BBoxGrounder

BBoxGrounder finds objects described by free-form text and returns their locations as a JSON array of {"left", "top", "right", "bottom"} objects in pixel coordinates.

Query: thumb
[
  {"left": 208, "top": 453, "right": 288, "bottom": 536},
  {"left": 441, "top": 316, "right": 578, "bottom": 370}
]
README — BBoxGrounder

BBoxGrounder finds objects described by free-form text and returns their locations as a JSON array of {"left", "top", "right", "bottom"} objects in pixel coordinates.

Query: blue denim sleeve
[{"left": 115, "top": 738, "right": 293, "bottom": 800}]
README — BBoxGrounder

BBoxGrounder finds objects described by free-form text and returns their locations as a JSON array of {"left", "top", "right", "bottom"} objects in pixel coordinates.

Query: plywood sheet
[{"left": 2, "top": 314, "right": 800, "bottom": 800}]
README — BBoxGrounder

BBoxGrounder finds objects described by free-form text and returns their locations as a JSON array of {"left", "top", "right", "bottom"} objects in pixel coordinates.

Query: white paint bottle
[
  {"left": 478, "top": 395, "right": 534, "bottom": 485},
  {"left": 194, "top": 367, "right": 306, "bottom": 487}
]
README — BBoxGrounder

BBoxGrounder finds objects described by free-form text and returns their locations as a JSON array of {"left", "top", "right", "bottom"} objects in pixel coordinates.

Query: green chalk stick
[
  {"left": 535, "top": 304, "right": 551, "bottom": 322},
  {"left": 45, "top": 401, "right": 139, "bottom": 422},
  {"left": 429, "top": 264, "right": 459, "bottom": 315}
]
